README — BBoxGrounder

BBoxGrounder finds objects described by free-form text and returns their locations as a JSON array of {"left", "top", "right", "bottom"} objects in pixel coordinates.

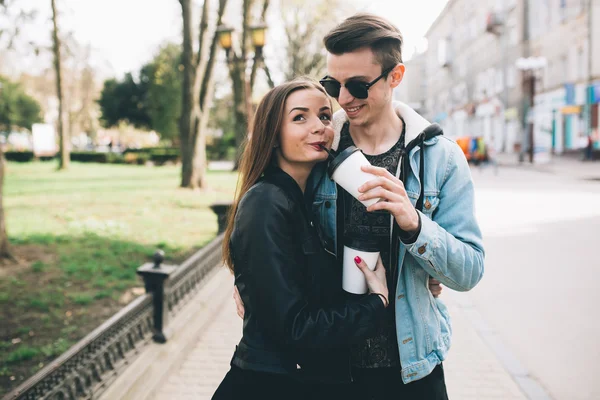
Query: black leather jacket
[{"left": 230, "top": 166, "right": 386, "bottom": 384}]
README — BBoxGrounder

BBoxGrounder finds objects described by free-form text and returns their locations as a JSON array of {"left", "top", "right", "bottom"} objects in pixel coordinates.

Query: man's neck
[{"left": 349, "top": 106, "right": 403, "bottom": 155}]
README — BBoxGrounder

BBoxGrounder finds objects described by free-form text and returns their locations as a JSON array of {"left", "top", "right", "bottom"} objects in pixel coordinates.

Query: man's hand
[
  {"left": 429, "top": 278, "right": 443, "bottom": 298},
  {"left": 358, "top": 165, "right": 419, "bottom": 232},
  {"left": 233, "top": 286, "right": 245, "bottom": 319}
]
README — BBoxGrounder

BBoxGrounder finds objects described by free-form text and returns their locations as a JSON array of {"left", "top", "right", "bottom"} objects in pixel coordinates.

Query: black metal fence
[{"left": 4, "top": 204, "right": 231, "bottom": 400}]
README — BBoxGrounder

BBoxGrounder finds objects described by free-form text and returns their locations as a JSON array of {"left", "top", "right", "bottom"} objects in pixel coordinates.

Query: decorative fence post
[
  {"left": 210, "top": 201, "right": 233, "bottom": 234},
  {"left": 136, "top": 250, "right": 176, "bottom": 343}
]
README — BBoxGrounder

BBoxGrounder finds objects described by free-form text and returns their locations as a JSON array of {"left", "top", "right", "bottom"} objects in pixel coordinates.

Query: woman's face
[{"left": 276, "top": 88, "right": 334, "bottom": 170}]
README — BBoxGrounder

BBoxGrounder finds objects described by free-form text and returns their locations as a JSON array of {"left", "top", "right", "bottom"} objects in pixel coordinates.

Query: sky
[{"left": 1, "top": 0, "right": 449, "bottom": 80}]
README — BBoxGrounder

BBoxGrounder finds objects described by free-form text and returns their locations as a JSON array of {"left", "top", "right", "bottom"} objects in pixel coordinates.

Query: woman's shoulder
[
  {"left": 236, "top": 181, "right": 294, "bottom": 225},
  {"left": 240, "top": 180, "right": 291, "bottom": 208}
]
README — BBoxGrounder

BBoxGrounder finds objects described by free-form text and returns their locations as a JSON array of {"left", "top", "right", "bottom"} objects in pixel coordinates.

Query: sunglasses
[{"left": 319, "top": 66, "right": 395, "bottom": 99}]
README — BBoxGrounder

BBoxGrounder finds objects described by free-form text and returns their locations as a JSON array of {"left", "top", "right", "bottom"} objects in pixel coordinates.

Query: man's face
[{"left": 325, "top": 47, "right": 397, "bottom": 128}]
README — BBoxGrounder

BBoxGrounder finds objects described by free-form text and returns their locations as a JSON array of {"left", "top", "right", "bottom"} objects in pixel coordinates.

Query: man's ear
[{"left": 389, "top": 64, "right": 405, "bottom": 89}]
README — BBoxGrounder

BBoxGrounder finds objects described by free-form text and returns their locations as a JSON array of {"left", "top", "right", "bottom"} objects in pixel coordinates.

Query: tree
[
  {"left": 0, "top": 76, "right": 43, "bottom": 131},
  {"left": 0, "top": 0, "right": 39, "bottom": 261},
  {"left": 0, "top": 143, "right": 9, "bottom": 259},
  {"left": 61, "top": 42, "right": 101, "bottom": 144},
  {"left": 178, "top": 0, "right": 227, "bottom": 189},
  {"left": 51, "top": 0, "right": 68, "bottom": 169},
  {"left": 97, "top": 44, "right": 182, "bottom": 144},
  {"left": 279, "top": 0, "right": 353, "bottom": 81},
  {"left": 141, "top": 43, "right": 182, "bottom": 143},
  {"left": 98, "top": 74, "right": 152, "bottom": 129},
  {"left": 222, "top": 0, "right": 271, "bottom": 169},
  {"left": 0, "top": 76, "right": 41, "bottom": 260}
]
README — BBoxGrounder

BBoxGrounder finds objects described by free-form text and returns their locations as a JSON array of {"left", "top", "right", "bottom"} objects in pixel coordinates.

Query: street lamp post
[
  {"left": 216, "top": 23, "right": 267, "bottom": 130},
  {"left": 516, "top": 56, "right": 547, "bottom": 163}
]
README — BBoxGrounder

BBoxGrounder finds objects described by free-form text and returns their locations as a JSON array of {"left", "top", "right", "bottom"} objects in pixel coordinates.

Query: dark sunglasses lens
[
  {"left": 346, "top": 81, "right": 369, "bottom": 99},
  {"left": 321, "top": 80, "right": 341, "bottom": 98}
]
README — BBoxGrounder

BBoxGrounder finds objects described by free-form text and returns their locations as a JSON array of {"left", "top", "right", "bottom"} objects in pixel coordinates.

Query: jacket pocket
[{"left": 302, "top": 236, "right": 321, "bottom": 254}]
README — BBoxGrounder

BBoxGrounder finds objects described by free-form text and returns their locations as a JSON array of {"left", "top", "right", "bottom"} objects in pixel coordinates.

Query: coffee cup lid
[
  {"left": 328, "top": 145, "right": 361, "bottom": 177},
  {"left": 344, "top": 236, "right": 380, "bottom": 252}
]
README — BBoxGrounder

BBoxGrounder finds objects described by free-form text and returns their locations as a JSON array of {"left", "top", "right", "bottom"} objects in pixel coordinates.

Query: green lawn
[{"left": 0, "top": 161, "right": 238, "bottom": 395}]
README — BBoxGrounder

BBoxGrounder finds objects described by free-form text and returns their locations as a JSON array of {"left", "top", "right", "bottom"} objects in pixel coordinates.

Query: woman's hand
[
  {"left": 354, "top": 256, "right": 388, "bottom": 307},
  {"left": 233, "top": 286, "right": 245, "bottom": 319},
  {"left": 429, "top": 278, "right": 443, "bottom": 298}
]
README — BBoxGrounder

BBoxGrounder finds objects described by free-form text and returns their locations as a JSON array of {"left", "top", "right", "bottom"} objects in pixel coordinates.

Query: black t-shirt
[{"left": 338, "top": 121, "right": 405, "bottom": 369}]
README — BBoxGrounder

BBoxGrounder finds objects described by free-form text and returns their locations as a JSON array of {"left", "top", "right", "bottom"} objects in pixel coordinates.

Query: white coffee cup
[
  {"left": 328, "top": 146, "right": 380, "bottom": 208},
  {"left": 342, "top": 239, "right": 380, "bottom": 294}
]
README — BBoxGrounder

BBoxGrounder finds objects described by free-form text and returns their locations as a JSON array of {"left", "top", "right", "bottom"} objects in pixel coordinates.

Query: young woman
[{"left": 212, "top": 78, "right": 389, "bottom": 400}]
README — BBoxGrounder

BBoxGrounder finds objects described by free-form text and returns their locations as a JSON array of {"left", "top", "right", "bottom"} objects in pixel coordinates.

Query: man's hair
[{"left": 323, "top": 13, "right": 403, "bottom": 70}]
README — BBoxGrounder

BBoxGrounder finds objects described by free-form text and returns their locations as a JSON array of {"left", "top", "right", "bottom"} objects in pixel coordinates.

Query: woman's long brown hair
[{"left": 222, "top": 77, "right": 330, "bottom": 273}]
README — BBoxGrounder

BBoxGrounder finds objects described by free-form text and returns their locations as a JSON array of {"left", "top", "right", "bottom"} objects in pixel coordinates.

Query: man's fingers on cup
[
  {"left": 361, "top": 186, "right": 405, "bottom": 202},
  {"left": 361, "top": 164, "right": 394, "bottom": 178},
  {"left": 359, "top": 176, "right": 403, "bottom": 194},
  {"left": 366, "top": 199, "right": 402, "bottom": 214}
]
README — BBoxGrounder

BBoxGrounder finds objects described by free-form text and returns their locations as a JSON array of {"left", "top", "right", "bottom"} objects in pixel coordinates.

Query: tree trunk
[
  {"left": 232, "top": 62, "right": 249, "bottom": 170},
  {"left": 179, "top": 0, "right": 201, "bottom": 188},
  {"left": 51, "top": 0, "right": 68, "bottom": 169},
  {"left": 0, "top": 145, "right": 11, "bottom": 259},
  {"left": 179, "top": 0, "right": 226, "bottom": 188}
]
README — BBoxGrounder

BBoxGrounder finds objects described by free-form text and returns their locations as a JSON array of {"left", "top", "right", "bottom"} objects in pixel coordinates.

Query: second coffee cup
[
  {"left": 328, "top": 146, "right": 380, "bottom": 208},
  {"left": 342, "top": 237, "right": 380, "bottom": 295}
]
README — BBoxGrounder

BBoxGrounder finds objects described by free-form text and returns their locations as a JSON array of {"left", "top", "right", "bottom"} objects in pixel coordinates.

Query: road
[{"left": 466, "top": 165, "right": 600, "bottom": 400}]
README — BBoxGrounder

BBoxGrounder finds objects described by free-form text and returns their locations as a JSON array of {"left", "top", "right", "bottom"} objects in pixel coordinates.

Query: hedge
[
  {"left": 5, "top": 148, "right": 182, "bottom": 165},
  {"left": 4, "top": 151, "right": 35, "bottom": 162}
]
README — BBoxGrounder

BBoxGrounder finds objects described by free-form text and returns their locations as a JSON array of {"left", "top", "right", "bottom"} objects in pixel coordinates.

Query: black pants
[
  {"left": 212, "top": 365, "right": 358, "bottom": 400},
  {"left": 212, "top": 365, "right": 303, "bottom": 400},
  {"left": 349, "top": 364, "right": 449, "bottom": 400}
]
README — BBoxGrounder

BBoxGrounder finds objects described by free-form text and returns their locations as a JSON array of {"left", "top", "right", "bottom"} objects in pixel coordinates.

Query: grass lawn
[{"left": 0, "top": 161, "right": 238, "bottom": 396}]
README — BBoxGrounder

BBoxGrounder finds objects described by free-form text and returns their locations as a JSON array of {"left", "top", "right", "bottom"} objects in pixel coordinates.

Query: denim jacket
[{"left": 308, "top": 102, "right": 485, "bottom": 383}]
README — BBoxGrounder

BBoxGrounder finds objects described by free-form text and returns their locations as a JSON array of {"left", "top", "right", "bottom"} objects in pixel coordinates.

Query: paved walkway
[
  {"left": 152, "top": 269, "right": 529, "bottom": 400},
  {"left": 495, "top": 152, "right": 600, "bottom": 181}
]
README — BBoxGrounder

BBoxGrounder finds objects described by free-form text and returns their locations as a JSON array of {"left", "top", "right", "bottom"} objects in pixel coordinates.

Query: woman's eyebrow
[{"left": 289, "top": 107, "right": 309, "bottom": 114}]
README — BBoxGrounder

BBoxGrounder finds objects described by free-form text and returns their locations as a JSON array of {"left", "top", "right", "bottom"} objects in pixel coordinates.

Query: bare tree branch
[
  {"left": 195, "top": 0, "right": 210, "bottom": 68},
  {"left": 199, "top": 0, "right": 227, "bottom": 110},
  {"left": 263, "top": 62, "right": 275, "bottom": 88},
  {"left": 249, "top": 0, "right": 270, "bottom": 90}
]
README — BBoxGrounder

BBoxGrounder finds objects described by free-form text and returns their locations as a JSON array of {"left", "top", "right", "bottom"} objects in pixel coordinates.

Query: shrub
[
  {"left": 69, "top": 151, "right": 109, "bottom": 163},
  {"left": 4, "top": 151, "right": 35, "bottom": 162}
]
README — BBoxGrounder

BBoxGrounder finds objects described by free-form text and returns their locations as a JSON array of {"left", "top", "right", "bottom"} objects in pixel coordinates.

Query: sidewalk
[
  {"left": 151, "top": 270, "right": 529, "bottom": 400},
  {"left": 495, "top": 152, "right": 600, "bottom": 181}
]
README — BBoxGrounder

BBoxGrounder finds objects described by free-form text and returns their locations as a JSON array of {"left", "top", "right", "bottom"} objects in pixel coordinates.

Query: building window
[
  {"left": 578, "top": 47, "right": 585, "bottom": 81},
  {"left": 437, "top": 36, "right": 452, "bottom": 67},
  {"left": 506, "top": 15, "right": 518, "bottom": 45},
  {"left": 559, "top": 0, "right": 567, "bottom": 22},
  {"left": 507, "top": 66, "right": 516, "bottom": 88},
  {"left": 543, "top": 61, "right": 552, "bottom": 88}
]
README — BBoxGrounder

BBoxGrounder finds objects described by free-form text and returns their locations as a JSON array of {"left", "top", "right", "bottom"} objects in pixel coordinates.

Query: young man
[{"left": 307, "top": 13, "right": 485, "bottom": 399}]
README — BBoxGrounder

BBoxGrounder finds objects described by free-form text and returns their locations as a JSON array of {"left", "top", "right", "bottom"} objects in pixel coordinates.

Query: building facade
[
  {"left": 420, "top": 0, "right": 525, "bottom": 154},
  {"left": 528, "top": 0, "right": 599, "bottom": 155},
  {"left": 402, "top": 0, "right": 600, "bottom": 158},
  {"left": 394, "top": 51, "right": 426, "bottom": 115}
]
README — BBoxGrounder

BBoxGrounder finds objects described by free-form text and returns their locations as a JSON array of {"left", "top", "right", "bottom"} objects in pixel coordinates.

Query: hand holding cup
[{"left": 354, "top": 255, "right": 388, "bottom": 306}]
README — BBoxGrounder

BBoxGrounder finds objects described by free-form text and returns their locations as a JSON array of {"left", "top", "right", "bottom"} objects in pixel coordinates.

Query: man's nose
[{"left": 338, "top": 86, "right": 355, "bottom": 105}]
